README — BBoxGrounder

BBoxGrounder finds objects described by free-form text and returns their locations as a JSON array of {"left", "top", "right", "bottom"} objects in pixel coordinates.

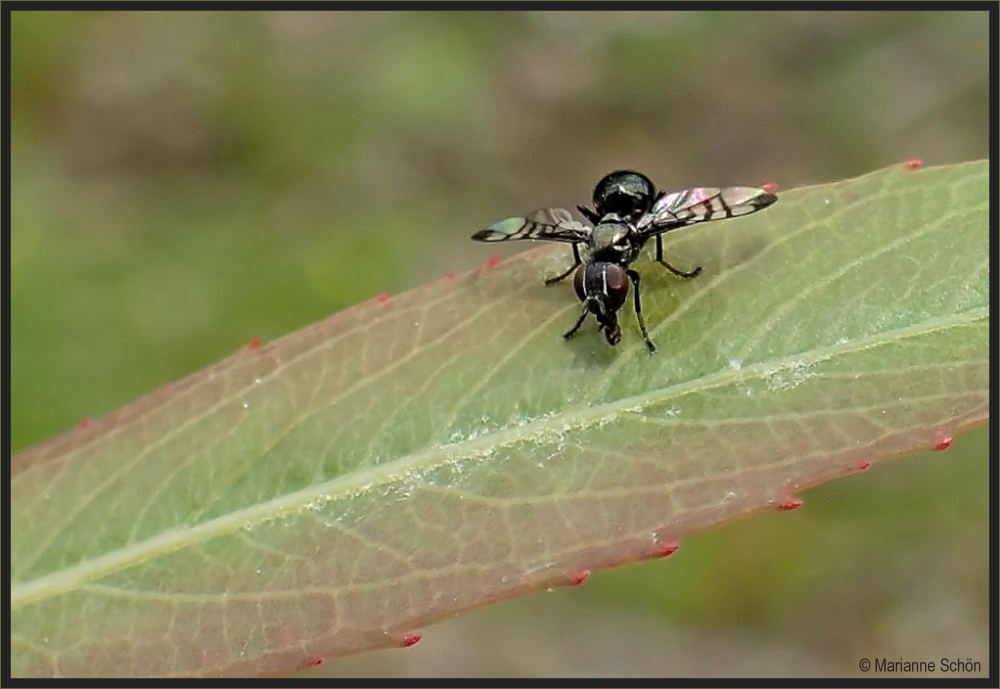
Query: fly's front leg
[
  {"left": 563, "top": 307, "right": 590, "bottom": 340},
  {"left": 545, "top": 243, "right": 582, "bottom": 285},
  {"left": 655, "top": 234, "right": 702, "bottom": 279},
  {"left": 625, "top": 269, "right": 656, "bottom": 353}
]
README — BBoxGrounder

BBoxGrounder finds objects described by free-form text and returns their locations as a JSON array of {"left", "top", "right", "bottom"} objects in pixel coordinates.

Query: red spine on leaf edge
[
  {"left": 932, "top": 433, "right": 953, "bottom": 451},
  {"left": 400, "top": 633, "right": 422, "bottom": 648},
  {"left": 657, "top": 542, "right": 680, "bottom": 558},
  {"left": 777, "top": 497, "right": 804, "bottom": 511}
]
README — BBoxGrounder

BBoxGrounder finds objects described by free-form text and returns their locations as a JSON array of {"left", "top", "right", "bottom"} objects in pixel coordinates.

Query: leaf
[{"left": 10, "top": 161, "right": 989, "bottom": 677}]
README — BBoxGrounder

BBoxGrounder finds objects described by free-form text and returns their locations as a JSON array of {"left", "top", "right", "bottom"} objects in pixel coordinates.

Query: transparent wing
[
  {"left": 471, "top": 208, "right": 592, "bottom": 244},
  {"left": 636, "top": 186, "right": 778, "bottom": 237}
]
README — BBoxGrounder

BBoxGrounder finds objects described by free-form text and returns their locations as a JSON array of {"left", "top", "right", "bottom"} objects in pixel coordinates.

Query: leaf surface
[{"left": 11, "top": 161, "right": 990, "bottom": 677}]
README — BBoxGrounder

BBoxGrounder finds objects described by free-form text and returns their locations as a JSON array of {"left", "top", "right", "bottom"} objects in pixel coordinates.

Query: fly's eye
[
  {"left": 602, "top": 264, "right": 629, "bottom": 310},
  {"left": 573, "top": 265, "right": 588, "bottom": 302}
]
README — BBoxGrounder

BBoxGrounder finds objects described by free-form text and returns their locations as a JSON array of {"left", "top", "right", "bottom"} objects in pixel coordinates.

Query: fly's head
[{"left": 574, "top": 261, "right": 629, "bottom": 345}]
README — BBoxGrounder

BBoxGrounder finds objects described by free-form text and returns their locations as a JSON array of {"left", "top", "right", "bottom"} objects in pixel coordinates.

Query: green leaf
[{"left": 11, "top": 161, "right": 989, "bottom": 677}]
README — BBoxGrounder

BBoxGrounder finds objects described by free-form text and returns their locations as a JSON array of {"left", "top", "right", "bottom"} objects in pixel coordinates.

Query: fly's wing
[
  {"left": 471, "top": 208, "right": 592, "bottom": 244},
  {"left": 636, "top": 186, "right": 777, "bottom": 237}
]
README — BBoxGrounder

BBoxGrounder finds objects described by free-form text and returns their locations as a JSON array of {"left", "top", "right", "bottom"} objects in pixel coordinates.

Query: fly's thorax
[{"left": 590, "top": 219, "right": 637, "bottom": 263}]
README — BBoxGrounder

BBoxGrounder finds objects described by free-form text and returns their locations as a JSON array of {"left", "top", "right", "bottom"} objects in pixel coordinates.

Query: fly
[{"left": 472, "top": 170, "right": 777, "bottom": 352}]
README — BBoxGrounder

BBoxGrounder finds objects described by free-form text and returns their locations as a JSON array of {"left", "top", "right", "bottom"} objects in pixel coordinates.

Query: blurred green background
[{"left": 10, "top": 10, "right": 989, "bottom": 677}]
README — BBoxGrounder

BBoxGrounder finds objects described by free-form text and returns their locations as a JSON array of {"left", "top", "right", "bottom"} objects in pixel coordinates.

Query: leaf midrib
[{"left": 10, "top": 306, "right": 985, "bottom": 611}]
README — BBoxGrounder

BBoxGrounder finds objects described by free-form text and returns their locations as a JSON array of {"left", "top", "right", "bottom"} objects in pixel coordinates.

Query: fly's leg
[
  {"left": 626, "top": 269, "right": 656, "bottom": 353},
  {"left": 655, "top": 234, "right": 702, "bottom": 279},
  {"left": 576, "top": 204, "right": 601, "bottom": 224},
  {"left": 545, "top": 243, "right": 582, "bottom": 285},
  {"left": 563, "top": 307, "right": 590, "bottom": 340}
]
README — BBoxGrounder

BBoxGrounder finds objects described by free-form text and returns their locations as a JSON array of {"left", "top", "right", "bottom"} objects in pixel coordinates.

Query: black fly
[{"left": 472, "top": 170, "right": 777, "bottom": 352}]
